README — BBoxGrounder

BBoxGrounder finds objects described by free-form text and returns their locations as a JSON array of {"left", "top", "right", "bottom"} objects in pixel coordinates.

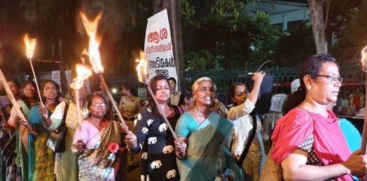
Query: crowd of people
[{"left": 0, "top": 53, "right": 366, "bottom": 181}]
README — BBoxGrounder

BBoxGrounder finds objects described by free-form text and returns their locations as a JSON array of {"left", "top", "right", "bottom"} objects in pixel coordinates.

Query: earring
[{"left": 307, "top": 86, "right": 312, "bottom": 90}]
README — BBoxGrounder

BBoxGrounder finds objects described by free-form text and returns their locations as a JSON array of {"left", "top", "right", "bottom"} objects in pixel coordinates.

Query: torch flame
[
  {"left": 135, "top": 51, "right": 149, "bottom": 84},
  {"left": 361, "top": 46, "right": 367, "bottom": 72},
  {"left": 80, "top": 12, "right": 104, "bottom": 74},
  {"left": 23, "top": 34, "right": 37, "bottom": 59},
  {"left": 71, "top": 64, "right": 92, "bottom": 90}
]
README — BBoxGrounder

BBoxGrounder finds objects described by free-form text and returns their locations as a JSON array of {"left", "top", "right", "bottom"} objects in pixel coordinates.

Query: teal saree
[{"left": 176, "top": 112, "right": 244, "bottom": 181}]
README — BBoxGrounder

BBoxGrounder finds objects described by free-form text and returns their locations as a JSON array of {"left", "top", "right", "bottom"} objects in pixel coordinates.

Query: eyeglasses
[
  {"left": 236, "top": 90, "right": 249, "bottom": 97},
  {"left": 24, "top": 87, "right": 35, "bottom": 91},
  {"left": 315, "top": 75, "right": 343, "bottom": 84},
  {"left": 91, "top": 103, "right": 106, "bottom": 108}
]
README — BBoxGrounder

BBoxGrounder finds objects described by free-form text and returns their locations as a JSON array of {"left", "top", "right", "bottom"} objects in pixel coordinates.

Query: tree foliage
[
  {"left": 329, "top": 0, "right": 367, "bottom": 64},
  {"left": 181, "top": 0, "right": 279, "bottom": 72},
  {"left": 271, "top": 22, "right": 316, "bottom": 66}
]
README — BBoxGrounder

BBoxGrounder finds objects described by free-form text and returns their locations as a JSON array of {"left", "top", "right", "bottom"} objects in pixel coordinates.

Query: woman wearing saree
[
  {"left": 72, "top": 94, "right": 125, "bottom": 181},
  {"left": 28, "top": 80, "right": 61, "bottom": 181},
  {"left": 7, "top": 80, "right": 40, "bottom": 181},
  {"left": 42, "top": 86, "right": 89, "bottom": 181},
  {"left": 175, "top": 77, "right": 243, "bottom": 181},
  {"left": 0, "top": 80, "right": 21, "bottom": 181}
]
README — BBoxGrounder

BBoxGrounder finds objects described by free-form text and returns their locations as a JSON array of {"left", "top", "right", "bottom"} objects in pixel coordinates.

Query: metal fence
[{"left": 39, "top": 65, "right": 367, "bottom": 101}]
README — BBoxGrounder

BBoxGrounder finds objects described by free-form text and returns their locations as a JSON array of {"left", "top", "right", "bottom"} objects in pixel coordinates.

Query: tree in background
[
  {"left": 271, "top": 22, "right": 316, "bottom": 67},
  {"left": 182, "top": 0, "right": 279, "bottom": 72}
]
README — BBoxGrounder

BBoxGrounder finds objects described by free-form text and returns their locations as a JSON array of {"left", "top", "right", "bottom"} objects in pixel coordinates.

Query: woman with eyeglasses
[
  {"left": 227, "top": 72, "right": 265, "bottom": 181},
  {"left": 41, "top": 85, "right": 89, "bottom": 181},
  {"left": 28, "top": 80, "right": 61, "bottom": 181},
  {"left": 72, "top": 94, "right": 125, "bottom": 181},
  {"left": 260, "top": 55, "right": 367, "bottom": 181},
  {"left": 125, "top": 75, "right": 182, "bottom": 181},
  {"left": 7, "top": 80, "right": 40, "bottom": 181}
]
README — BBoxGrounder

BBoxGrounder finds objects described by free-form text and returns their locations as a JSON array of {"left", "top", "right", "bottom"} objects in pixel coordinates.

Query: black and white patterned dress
[
  {"left": 299, "top": 135, "right": 334, "bottom": 181},
  {"left": 134, "top": 106, "right": 180, "bottom": 181}
]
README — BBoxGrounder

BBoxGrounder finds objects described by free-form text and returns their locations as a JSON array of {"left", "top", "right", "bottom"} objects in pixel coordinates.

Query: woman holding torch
[
  {"left": 28, "top": 80, "right": 62, "bottom": 181},
  {"left": 125, "top": 75, "right": 181, "bottom": 181},
  {"left": 72, "top": 94, "right": 125, "bottom": 181},
  {"left": 0, "top": 80, "right": 21, "bottom": 181},
  {"left": 7, "top": 80, "right": 40, "bottom": 181},
  {"left": 41, "top": 85, "right": 89, "bottom": 181}
]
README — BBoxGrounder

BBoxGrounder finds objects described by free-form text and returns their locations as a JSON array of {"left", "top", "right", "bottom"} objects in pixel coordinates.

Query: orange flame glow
[
  {"left": 80, "top": 12, "right": 104, "bottom": 74},
  {"left": 23, "top": 34, "right": 37, "bottom": 59},
  {"left": 70, "top": 64, "right": 92, "bottom": 89},
  {"left": 135, "top": 51, "right": 149, "bottom": 84},
  {"left": 361, "top": 46, "right": 367, "bottom": 64}
]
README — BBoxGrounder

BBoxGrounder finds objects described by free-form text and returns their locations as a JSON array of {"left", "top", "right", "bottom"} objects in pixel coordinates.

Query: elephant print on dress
[
  {"left": 166, "top": 169, "right": 177, "bottom": 179},
  {"left": 141, "top": 127, "right": 149, "bottom": 134},
  {"left": 159, "top": 123, "right": 167, "bottom": 132},
  {"left": 147, "top": 119, "right": 154, "bottom": 126},
  {"left": 148, "top": 137, "right": 157, "bottom": 145},
  {"left": 141, "top": 152, "right": 148, "bottom": 160},
  {"left": 150, "top": 160, "right": 162, "bottom": 169},
  {"left": 141, "top": 174, "right": 150, "bottom": 181},
  {"left": 162, "top": 145, "right": 174, "bottom": 154}
]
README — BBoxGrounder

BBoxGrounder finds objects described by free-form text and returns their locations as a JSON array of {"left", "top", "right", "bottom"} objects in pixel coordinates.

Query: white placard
[
  {"left": 144, "top": 9, "right": 178, "bottom": 83},
  {"left": 51, "top": 71, "right": 61, "bottom": 87}
]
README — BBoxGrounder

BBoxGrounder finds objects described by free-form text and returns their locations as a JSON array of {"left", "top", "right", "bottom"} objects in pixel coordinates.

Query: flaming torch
[
  {"left": 136, "top": 52, "right": 178, "bottom": 140},
  {"left": 80, "top": 12, "right": 128, "bottom": 132},
  {"left": 24, "top": 34, "right": 43, "bottom": 105},
  {"left": 0, "top": 70, "right": 27, "bottom": 123},
  {"left": 70, "top": 64, "right": 92, "bottom": 138}
]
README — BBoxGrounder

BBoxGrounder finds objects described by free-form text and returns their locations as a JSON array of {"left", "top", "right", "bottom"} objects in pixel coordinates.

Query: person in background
[
  {"left": 118, "top": 82, "right": 144, "bottom": 129},
  {"left": 28, "top": 80, "right": 61, "bottom": 181},
  {"left": 177, "top": 89, "right": 194, "bottom": 114},
  {"left": 118, "top": 82, "right": 143, "bottom": 172},
  {"left": 93, "top": 82, "right": 110, "bottom": 106},
  {"left": 0, "top": 80, "right": 20, "bottom": 181},
  {"left": 175, "top": 77, "right": 243, "bottom": 181},
  {"left": 264, "top": 54, "right": 367, "bottom": 180},
  {"left": 211, "top": 85, "right": 228, "bottom": 117},
  {"left": 72, "top": 94, "right": 126, "bottom": 181},
  {"left": 227, "top": 72, "right": 265, "bottom": 181},
  {"left": 41, "top": 85, "right": 89, "bottom": 181},
  {"left": 125, "top": 75, "right": 181, "bottom": 181},
  {"left": 168, "top": 77, "right": 181, "bottom": 106},
  {"left": 7, "top": 80, "right": 40, "bottom": 181}
]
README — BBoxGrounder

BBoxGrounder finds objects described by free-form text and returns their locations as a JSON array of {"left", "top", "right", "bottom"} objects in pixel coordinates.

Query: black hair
[
  {"left": 282, "top": 54, "right": 338, "bottom": 114},
  {"left": 40, "top": 80, "right": 61, "bottom": 104},
  {"left": 168, "top": 77, "right": 176, "bottom": 84},
  {"left": 147, "top": 75, "right": 169, "bottom": 117},
  {"left": 88, "top": 93, "right": 109, "bottom": 120},
  {"left": 229, "top": 82, "right": 248, "bottom": 106},
  {"left": 178, "top": 89, "right": 193, "bottom": 106},
  {"left": 20, "top": 80, "right": 40, "bottom": 109},
  {"left": 123, "top": 82, "right": 138, "bottom": 97}
]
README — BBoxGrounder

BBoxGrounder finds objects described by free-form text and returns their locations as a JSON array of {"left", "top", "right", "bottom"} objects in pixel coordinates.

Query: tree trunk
[
  {"left": 58, "top": 37, "right": 68, "bottom": 95},
  {"left": 152, "top": 0, "right": 185, "bottom": 90},
  {"left": 308, "top": 0, "right": 328, "bottom": 55}
]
